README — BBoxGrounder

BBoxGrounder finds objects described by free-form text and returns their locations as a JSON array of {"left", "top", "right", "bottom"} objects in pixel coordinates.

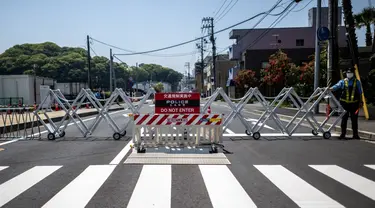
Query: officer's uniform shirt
[{"left": 332, "top": 78, "right": 362, "bottom": 95}]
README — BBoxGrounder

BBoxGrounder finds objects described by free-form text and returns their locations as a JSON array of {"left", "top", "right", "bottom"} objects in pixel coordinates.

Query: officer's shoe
[
  {"left": 352, "top": 135, "right": 361, "bottom": 140},
  {"left": 338, "top": 135, "right": 346, "bottom": 140}
]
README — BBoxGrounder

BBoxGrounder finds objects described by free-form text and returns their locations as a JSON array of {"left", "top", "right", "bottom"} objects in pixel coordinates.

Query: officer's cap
[{"left": 344, "top": 68, "right": 354, "bottom": 73}]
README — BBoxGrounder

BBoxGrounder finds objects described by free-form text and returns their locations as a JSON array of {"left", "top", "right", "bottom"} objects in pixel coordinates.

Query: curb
[{"left": 246, "top": 109, "right": 375, "bottom": 141}]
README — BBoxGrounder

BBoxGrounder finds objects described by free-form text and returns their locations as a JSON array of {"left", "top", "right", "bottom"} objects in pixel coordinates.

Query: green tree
[
  {"left": 234, "top": 69, "right": 257, "bottom": 95},
  {"left": 154, "top": 82, "right": 164, "bottom": 92},
  {"left": 342, "top": 0, "right": 360, "bottom": 65},
  {"left": 354, "top": 7, "right": 375, "bottom": 46}
]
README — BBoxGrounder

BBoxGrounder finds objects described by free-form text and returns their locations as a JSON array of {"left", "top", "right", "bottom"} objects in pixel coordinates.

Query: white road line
[
  {"left": 42, "top": 165, "right": 115, "bottom": 208},
  {"left": 310, "top": 165, "right": 375, "bottom": 200},
  {"left": 245, "top": 118, "right": 275, "bottom": 130},
  {"left": 127, "top": 165, "right": 171, "bottom": 208},
  {"left": 225, "top": 128, "right": 235, "bottom": 134},
  {"left": 0, "top": 166, "right": 9, "bottom": 172},
  {"left": 110, "top": 139, "right": 134, "bottom": 165},
  {"left": 255, "top": 165, "right": 343, "bottom": 208},
  {"left": 364, "top": 165, "right": 375, "bottom": 170},
  {"left": 222, "top": 133, "right": 340, "bottom": 137},
  {"left": 0, "top": 166, "right": 61, "bottom": 207},
  {"left": 199, "top": 165, "right": 257, "bottom": 208},
  {"left": 0, "top": 139, "right": 20, "bottom": 146}
]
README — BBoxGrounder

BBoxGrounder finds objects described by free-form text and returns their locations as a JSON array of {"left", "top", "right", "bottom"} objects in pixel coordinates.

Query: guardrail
[{"left": 0, "top": 107, "right": 41, "bottom": 140}]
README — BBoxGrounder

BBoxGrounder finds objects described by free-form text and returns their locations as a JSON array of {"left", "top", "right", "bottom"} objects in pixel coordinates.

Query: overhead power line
[
  {"left": 291, "top": 0, "right": 314, "bottom": 12},
  {"left": 213, "top": 0, "right": 229, "bottom": 19},
  {"left": 91, "top": 0, "right": 297, "bottom": 57},
  {"left": 236, "top": 0, "right": 284, "bottom": 44},
  {"left": 244, "top": 1, "right": 297, "bottom": 50},
  {"left": 89, "top": 38, "right": 199, "bottom": 57},
  {"left": 215, "top": 0, "right": 238, "bottom": 23}
]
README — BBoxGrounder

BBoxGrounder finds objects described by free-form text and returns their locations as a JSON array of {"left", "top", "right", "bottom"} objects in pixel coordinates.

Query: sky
[{"left": 0, "top": 0, "right": 372, "bottom": 74}]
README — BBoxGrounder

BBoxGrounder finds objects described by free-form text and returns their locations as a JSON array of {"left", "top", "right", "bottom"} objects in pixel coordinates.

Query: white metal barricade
[
  {"left": 132, "top": 114, "right": 223, "bottom": 153},
  {"left": 34, "top": 89, "right": 91, "bottom": 140},
  {"left": 285, "top": 87, "right": 346, "bottom": 139},
  {"left": 201, "top": 88, "right": 255, "bottom": 138},
  {"left": 89, "top": 88, "right": 137, "bottom": 140},
  {"left": 249, "top": 88, "right": 296, "bottom": 138}
]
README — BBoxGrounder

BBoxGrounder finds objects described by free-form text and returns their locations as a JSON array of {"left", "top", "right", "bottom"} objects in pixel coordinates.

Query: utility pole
[
  {"left": 185, "top": 62, "right": 190, "bottom": 80},
  {"left": 196, "top": 37, "right": 207, "bottom": 94},
  {"left": 314, "top": 0, "right": 321, "bottom": 114},
  {"left": 87, "top": 35, "right": 92, "bottom": 89},
  {"left": 327, "top": 0, "right": 339, "bottom": 88},
  {"left": 110, "top": 49, "right": 113, "bottom": 92},
  {"left": 136, "top": 62, "right": 139, "bottom": 95},
  {"left": 202, "top": 17, "right": 216, "bottom": 91}
]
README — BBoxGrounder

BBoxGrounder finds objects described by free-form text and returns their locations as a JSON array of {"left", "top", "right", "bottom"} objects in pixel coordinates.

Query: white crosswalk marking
[
  {"left": 0, "top": 166, "right": 8, "bottom": 172},
  {"left": 255, "top": 165, "right": 344, "bottom": 208},
  {"left": 127, "top": 165, "right": 171, "bottom": 208},
  {"left": 0, "top": 166, "right": 61, "bottom": 207},
  {"left": 199, "top": 165, "right": 257, "bottom": 208},
  {"left": 310, "top": 165, "right": 375, "bottom": 200},
  {"left": 364, "top": 165, "right": 375, "bottom": 170},
  {"left": 42, "top": 165, "right": 115, "bottom": 208}
]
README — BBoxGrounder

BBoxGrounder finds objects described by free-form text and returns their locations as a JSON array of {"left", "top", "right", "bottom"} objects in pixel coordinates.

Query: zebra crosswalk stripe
[
  {"left": 310, "top": 165, "right": 375, "bottom": 200},
  {"left": 254, "top": 165, "right": 344, "bottom": 208},
  {"left": 199, "top": 165, "right": 257, "bottom": 208},
  {"left": 42, "top": 165, "right": 116, "bottom": 208},
  {"left": 365, "top": 165, "right": 375, "bottom": 171},
  {"left": 0, "top": 166, "right": 8, "bottom": 172},
  {"left": 0, "top": 166, "right": 61, "bottom": 207},
  {"left": 127, "top": 165, "right": 172, "bottom": 208}
]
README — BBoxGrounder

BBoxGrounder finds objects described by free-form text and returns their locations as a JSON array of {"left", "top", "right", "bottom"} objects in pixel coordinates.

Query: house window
[{"left": 296, "top": 39, "right": 304, "bottom": 46}]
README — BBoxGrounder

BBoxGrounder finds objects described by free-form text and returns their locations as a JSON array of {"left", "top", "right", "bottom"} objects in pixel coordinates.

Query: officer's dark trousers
[{"left": 340, "top": 101, "right": 359, "bottom": 137}]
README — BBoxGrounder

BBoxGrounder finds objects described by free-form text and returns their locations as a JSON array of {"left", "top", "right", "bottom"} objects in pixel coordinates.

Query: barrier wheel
[
  {"left": 323, "top": 131, "right": 331, "bottom": 139},
  {"left": 59, "top": 131, "right": 66, "bottom": 137},
  {"left": 312, "top": 130, "right": 318, "bottom": 136},
  {"left": 137, "top": 147, "right": 146, "bottom": 153},
  {"left": 113, "top": 133, "right": 121, "bottom": 140},
  {"left": 245, "top": 130, "right": 251, "bottom": 136},
  {"left": 47, "top": 133, "right": 55, "bottom": 141},
  {"left": 121, "top": 131, "right": 127, "bottom": 136},
  {"left": 209, "top": 145, "right": 218, "bottom": 154},
  {"left": 252, "top": 132, "right": 261, "bottom": 140}
]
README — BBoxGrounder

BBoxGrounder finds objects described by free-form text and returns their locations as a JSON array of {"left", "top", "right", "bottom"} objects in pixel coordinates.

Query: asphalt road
[{"left": 0, "top": 101, "right": 375, "bottom": 208}]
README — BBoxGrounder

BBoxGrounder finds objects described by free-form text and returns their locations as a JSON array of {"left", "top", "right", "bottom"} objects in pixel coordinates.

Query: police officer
[{"left": 330, "top": 68, "right": 362, "bottom": 139}]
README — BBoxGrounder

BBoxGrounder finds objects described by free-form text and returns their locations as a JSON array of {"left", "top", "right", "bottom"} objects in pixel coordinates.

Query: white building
[
  {"left": 0, "top": 75, "right": 54, "bottom": 105},
  {"left": 0, "top": 75, "right": 87, "bottom": 105}
]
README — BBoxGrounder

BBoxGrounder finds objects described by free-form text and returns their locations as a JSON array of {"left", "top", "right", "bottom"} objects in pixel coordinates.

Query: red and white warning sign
[{"left": 154, "top": 92, "right": 200, "bottom": 114}]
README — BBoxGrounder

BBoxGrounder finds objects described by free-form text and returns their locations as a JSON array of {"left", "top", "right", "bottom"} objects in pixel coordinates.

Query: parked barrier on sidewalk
[
  {"left": 132, "top": 114, "right": 223, "bottom": 153},
  {"left": 0, "top": 107, "right": 41, "bottom": 140}
]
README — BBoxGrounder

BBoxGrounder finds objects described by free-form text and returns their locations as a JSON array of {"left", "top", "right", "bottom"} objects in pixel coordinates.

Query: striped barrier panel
[{"left": 132, "top": 114, "right": 223, "bottom": 152}]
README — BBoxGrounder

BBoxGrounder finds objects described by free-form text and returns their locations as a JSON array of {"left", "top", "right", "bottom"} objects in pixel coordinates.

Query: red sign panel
[{"left": 155, "top": 93, "right": 200, "bottom": 114}]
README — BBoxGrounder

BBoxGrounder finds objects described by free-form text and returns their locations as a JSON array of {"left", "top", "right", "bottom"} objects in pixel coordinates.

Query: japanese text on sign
[{"left": 155, "top": 92, "right": 200, "bottom": 114}]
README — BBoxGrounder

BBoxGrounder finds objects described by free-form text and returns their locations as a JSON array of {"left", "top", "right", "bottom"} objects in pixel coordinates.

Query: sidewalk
[{"left": 245, "top": 104, "right": 375, "bottom": 140}]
